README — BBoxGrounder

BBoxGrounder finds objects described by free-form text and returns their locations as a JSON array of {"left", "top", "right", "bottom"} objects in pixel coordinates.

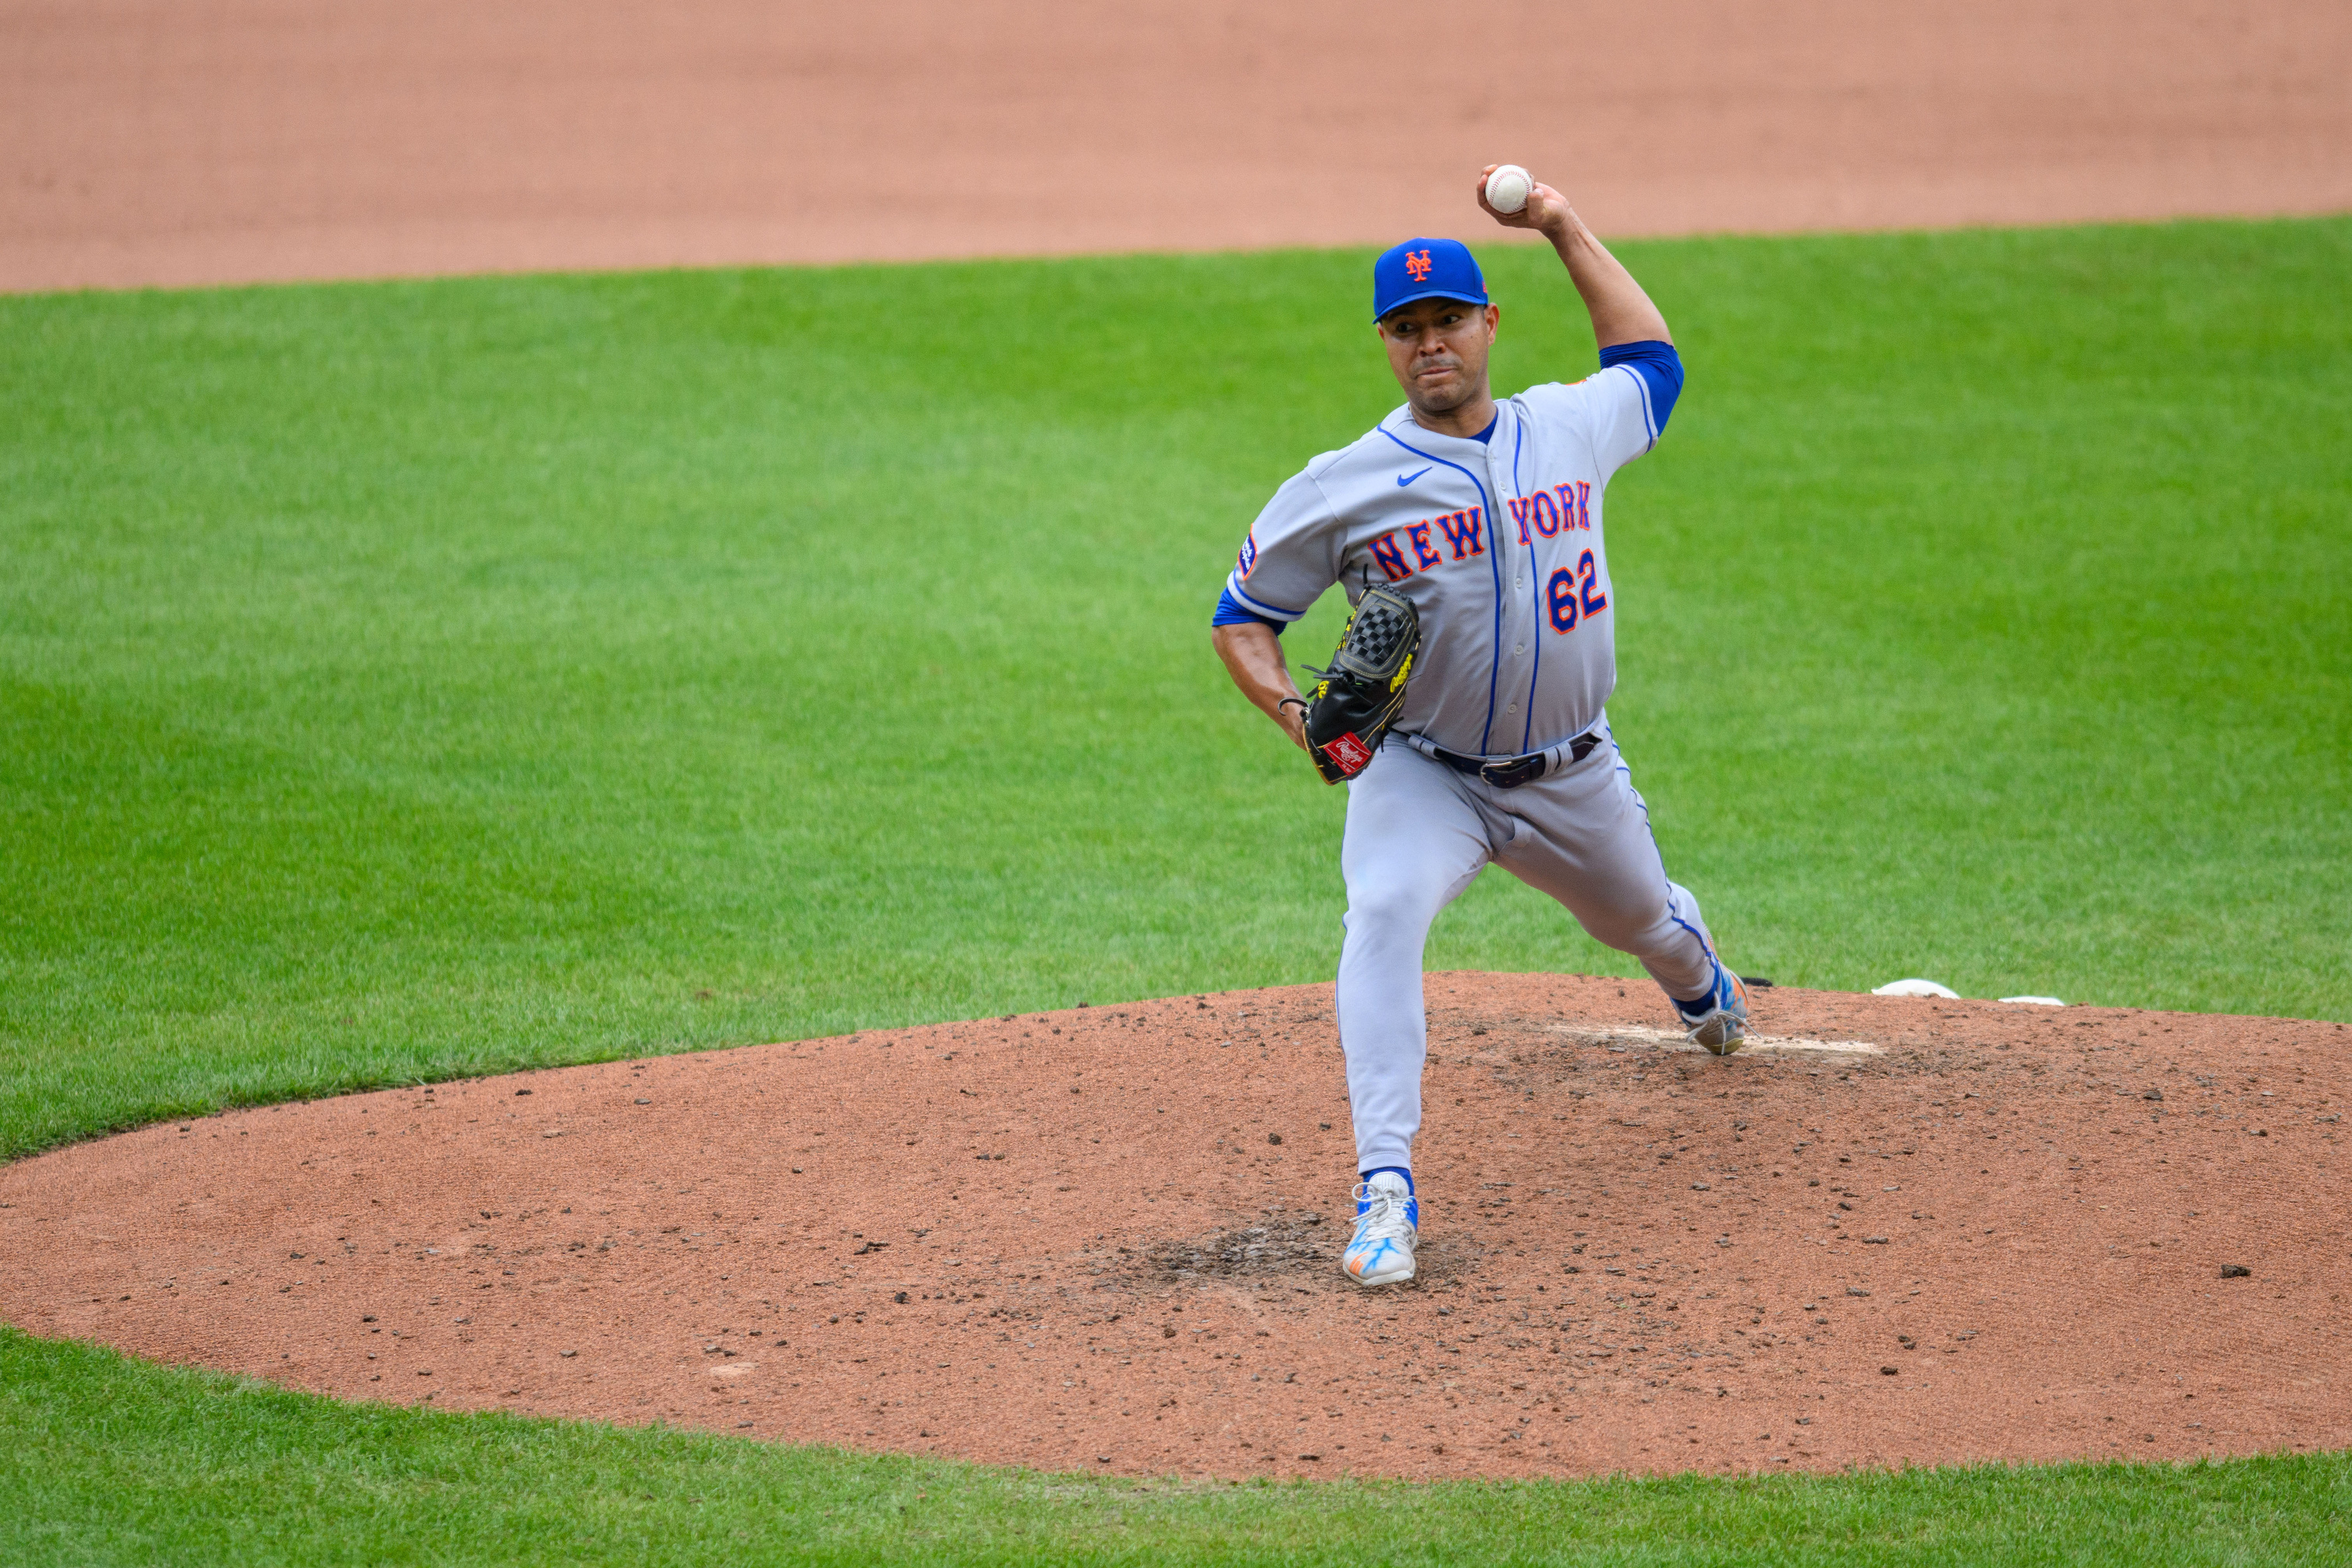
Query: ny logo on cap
[{"left": 1403, "top": 250, "right": 1433, "bottom": 282}]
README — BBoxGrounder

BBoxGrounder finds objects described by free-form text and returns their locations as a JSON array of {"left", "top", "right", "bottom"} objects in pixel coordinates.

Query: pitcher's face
[{"left": 1379, "top": 298, "right": 1499, "bottom": 416}]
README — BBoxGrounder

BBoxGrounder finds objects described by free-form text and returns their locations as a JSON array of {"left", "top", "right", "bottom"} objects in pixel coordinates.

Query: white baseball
[{"left": 1484, "top": 164, "right": 1532, "bottom": 214}]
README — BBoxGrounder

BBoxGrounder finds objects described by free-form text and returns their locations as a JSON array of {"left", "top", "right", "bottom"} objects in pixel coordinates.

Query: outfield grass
[
  {"left": 8, "top": 1328, "right": 2349, "bottom": 1567},
  {"left": 4, "top": 220, "right": 2347, "bottom": 1164},
  {"left": 3, "top": 219, "right": 2349, "bottom": 1560}
]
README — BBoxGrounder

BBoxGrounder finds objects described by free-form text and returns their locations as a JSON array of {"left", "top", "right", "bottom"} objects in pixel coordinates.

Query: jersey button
[{"left": 1514, "top": 643, "right": 1524, "bottom": 656}]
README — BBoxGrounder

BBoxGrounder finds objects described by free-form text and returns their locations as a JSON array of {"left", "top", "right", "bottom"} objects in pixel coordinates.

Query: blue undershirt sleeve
[
  {"left": 1211, "top": 585, "right": 1286, "bottom": 632},
  {"left": 1597, "top": 340, "right": 1684, "bottom": 433}
]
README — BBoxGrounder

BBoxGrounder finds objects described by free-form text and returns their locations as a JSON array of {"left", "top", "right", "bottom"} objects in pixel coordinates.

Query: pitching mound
[{"left": 3, "top": 975, "right": 2345, "bottom": 1479}]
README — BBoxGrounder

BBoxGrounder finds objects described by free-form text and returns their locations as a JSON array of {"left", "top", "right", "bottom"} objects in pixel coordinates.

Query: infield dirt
[
  {"left": 5, "top": 0, "right": 2348, "bottom": 292},
  {"left": 5, "top": 973, "right": 2345, "bottom": 1480}
]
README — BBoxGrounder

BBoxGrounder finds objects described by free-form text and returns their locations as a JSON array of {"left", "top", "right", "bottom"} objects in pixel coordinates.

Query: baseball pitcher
[{"left": 1211, "top": 169, "right": 1749, "bottom": 1288}]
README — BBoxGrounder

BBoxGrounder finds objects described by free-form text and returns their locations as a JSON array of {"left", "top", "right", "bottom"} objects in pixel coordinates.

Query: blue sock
[
  {"left": 1673, "top": 963, "right": 1727, "bottom": 1017},
  {"left": 1359, "top": 1166, "right": 1413, "bottom": 1194}
]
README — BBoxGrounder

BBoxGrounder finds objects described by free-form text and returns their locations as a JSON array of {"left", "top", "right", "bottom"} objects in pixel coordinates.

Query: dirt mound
[{"left": 4, "top": 974, "right": 2347, "bottom": 1479}]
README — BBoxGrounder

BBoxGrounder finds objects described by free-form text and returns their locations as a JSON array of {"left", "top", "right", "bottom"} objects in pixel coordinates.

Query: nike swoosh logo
[{"left": 1396, "top": 468, "right": 1431, "bottom": 487}]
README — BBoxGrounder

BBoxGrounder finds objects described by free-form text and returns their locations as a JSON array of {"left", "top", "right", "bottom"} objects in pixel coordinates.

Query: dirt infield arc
[
  {"left": 4, "top": 0, "right": 2349, "bottom": 293},
  {"left": 5, "top": 973, "right": 2348, "bottom": 1480}
]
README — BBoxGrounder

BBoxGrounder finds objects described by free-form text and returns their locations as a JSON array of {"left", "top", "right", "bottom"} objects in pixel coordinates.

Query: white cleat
[{"left": 1343, "top": 1173, "right": 1418, "bottom": 1286}]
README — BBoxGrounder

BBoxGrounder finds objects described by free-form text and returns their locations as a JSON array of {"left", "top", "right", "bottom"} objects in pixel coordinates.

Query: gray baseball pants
[{"left": 1335, "top": 727, "right": 1721, "bottom": 1175}]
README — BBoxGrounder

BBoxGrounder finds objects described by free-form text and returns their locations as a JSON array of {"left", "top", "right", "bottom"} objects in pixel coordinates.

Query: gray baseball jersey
[{"left": 1223, "top": 367, "right": 1663, "bottom": 760}]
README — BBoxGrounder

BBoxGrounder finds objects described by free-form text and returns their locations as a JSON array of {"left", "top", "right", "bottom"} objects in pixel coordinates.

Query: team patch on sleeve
[{"left": 1235, "top": 531, "right": 1259, "bottom": 577}]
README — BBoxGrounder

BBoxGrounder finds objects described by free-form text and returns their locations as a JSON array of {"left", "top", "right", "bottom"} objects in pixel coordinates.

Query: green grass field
[
  {"left": 4, "top": 217, "right": 2348, "bottom": 1561},
  {"left": 8, "top": 1329, "right": 2349, "bottom": 1567}
]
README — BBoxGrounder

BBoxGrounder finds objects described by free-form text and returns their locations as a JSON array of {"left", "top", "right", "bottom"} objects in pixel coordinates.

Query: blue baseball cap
[{"left": 1373, "top": 237, "right": 1487, "bottom": 321}]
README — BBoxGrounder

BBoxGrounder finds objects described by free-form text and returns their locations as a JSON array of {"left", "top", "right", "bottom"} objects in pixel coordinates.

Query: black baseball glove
[{"left": 1298, "top": 582, "right": 1420, "bottom": 784}]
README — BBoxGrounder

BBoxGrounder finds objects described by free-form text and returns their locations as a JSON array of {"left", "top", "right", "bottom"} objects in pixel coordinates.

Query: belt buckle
[{"left": 1478, "top": 754, "right": 1545, "bottom": 789}]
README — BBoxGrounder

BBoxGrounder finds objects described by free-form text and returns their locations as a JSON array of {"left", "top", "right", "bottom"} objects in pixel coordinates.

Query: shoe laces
[{"left": 1350, "top": 1182, "right": 1414, "bottom": 1243}]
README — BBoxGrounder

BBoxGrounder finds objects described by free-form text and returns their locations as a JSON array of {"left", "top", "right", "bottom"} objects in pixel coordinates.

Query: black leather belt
[{"left": 1432, "top": 728, "right": 1603, "bottom": 789}]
